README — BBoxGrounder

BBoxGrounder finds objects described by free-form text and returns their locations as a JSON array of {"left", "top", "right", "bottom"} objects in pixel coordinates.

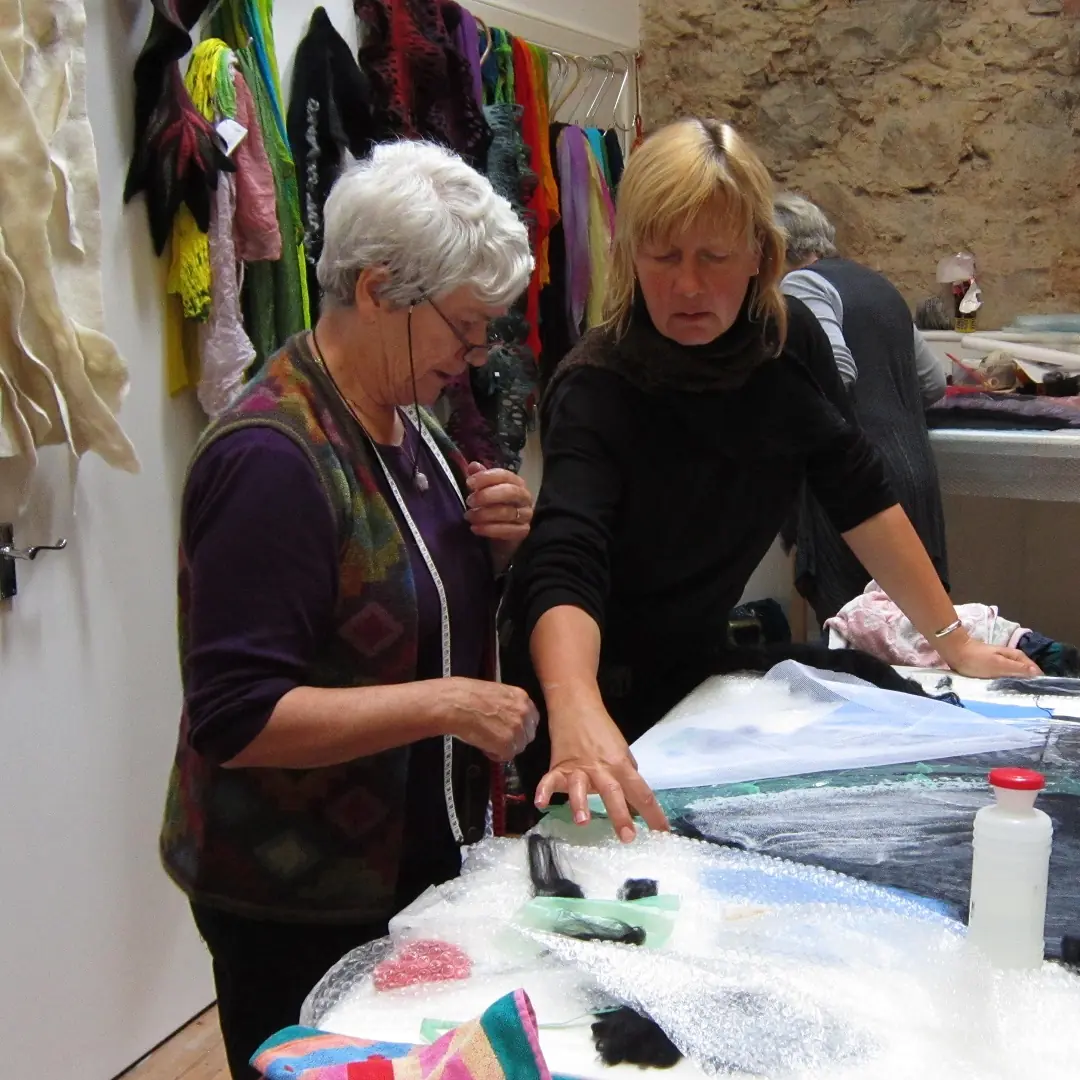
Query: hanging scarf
[
  {"left": 586, "top": 128, "right": 611, "bottom": 188},
  {"left": 208, "top": 1, "right": 311, "bottom": 362},
  {"left": 537, "top": 123, "right": 574, "bottom": 388},
  {"left": 123, "top": 0, "right": 234, "bottom": 255},
  {"left": 604, "top": 129, "right": 625, "bottom": 190},
  {"left": 197, "top": 169, "right": 255, "bottom": 416},
  {"left": 167, "top": 38, "right": 232, "bottom": 323},
  {"left": 454, "top": 5, "right": 483, "bottom": 107},
  {"left": 584, "top": 140, "right": 615, "bottom": 330},
  {"left": 488, "top": 27, "right": 514, "bottom": 104},
  {"left": 287, "top": 6, "right": 383, "bottom": 320},
  {"left": 528, "top": 43, "right": 560, "bottom": 282},
  {"left": 478, "top": 99, "right": 536, "bottom": 471},
  {"left": 511, "top": 37, "right": 547, "bottom": 362},
  {"left": 355, "top": 0, "right": 490, "bottom": 167},
  {"left": 231, "top": 69, "right": 280, "bottom": 262},
  {"left": 548, "top": 288, "right": 778, "bottom": 399},
  {"left": 556, "top": 126, "right": 591, "bottom": 341},
  {"left": 189, "top": 50, "right": 260, "bottom": 414}
]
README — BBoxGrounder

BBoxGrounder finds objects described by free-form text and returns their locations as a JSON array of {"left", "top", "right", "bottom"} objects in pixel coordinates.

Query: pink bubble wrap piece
[{"left": 373, "top": 940, "right": 473, "bottom": 992}]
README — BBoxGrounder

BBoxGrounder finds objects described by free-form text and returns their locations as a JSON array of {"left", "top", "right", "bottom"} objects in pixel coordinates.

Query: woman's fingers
[
  {"left": 466, "top": 483, "right": 532, "bottom": 511},
  {"left": 466, "top": 465, "right": 522, "bottom": 489},
  {"left": 620, "top": 766, "right": 671, "bottom": 833},
  {"left": 568, "top": 770, "right": 591, "bottom": 825},
  {"left": 534, "top": 769, "right": 563, "bottom": 810},
  {"left": 535, "top": 760, "right": 667, "bottom": 843},
  {"left": 466, "top": 505, "right": 533, "bottom": 526},
  {"left": 952, "top": 641, "right": 1042, "bottom": 678},
  {"left": 997, "top": 648, "right": 1041, "bottom": 675},
  {"left": 595, "top": 769, "right": 637, "bottom": 843}
]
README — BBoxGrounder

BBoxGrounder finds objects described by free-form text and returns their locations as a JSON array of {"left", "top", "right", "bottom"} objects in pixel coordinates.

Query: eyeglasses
[{"left": 425, "top": 297, "right": 504, "bottom": 360}]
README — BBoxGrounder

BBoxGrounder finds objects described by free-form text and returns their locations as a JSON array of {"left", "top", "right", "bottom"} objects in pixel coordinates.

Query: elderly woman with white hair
[
  {"left": 159, "top": 141, "right": 539, "bottom": 1079},
  {"left": 774, "top": 192, "right": 949, "bottom": 623}
]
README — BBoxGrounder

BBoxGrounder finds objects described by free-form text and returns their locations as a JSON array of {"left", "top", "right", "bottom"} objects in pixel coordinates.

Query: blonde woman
[{"left": 500, "top": 118, "right": 1039, "bottom": 842}]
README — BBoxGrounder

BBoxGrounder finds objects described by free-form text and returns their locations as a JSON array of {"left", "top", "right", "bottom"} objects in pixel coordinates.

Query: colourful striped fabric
[{"left": 251, "top": 990, "right": 551, "bottom": 1080}]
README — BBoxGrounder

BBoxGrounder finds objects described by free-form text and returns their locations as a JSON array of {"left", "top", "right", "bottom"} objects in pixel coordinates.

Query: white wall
[{"left": 0, "top": 2, "right": 209, "bottom": 1076}]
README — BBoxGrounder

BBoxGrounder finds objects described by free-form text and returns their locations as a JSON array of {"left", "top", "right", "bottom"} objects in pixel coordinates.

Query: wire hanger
[
  {"left": 584, "top": 56, "right": 616, "bottom": 126},
  {"left": 551, "top": 53, "right": 587, "bottom": 117},
  {"left": 475, "top": 16, "right": 493, "bottom": 65},
  {"left": 631, "top": 52, "right": 644, "bottom": 146},
  {"left": 609, "top": 50, "right": 636, "bottom": 133},
  {"left": 546, "top": 50, "right": 571, "bottom": 108}
]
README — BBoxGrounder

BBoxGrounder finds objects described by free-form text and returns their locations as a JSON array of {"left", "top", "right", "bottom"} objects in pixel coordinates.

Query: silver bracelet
[{"left": 934, "top": 617, "right": 964, "bottom": 640}]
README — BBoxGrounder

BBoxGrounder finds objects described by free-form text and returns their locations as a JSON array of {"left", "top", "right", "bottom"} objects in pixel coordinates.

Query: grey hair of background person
[
  {"left": 773, "top": 192, "right": 839, "bottom": 265},
  {"left": 317, "top": 140, "right": 534, "bottom": 310}
]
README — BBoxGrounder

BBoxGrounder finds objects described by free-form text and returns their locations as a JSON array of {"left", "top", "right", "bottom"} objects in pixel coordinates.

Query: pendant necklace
[{"left": 310, "top": 328, "right": 429, "bottom": 493}]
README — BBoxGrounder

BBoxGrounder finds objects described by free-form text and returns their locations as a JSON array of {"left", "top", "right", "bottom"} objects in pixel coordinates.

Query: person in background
[
  {"left": 160, "top": 141, "right": 539, "bottom": 1080},
  {"left": 500, "top": 119, "right": 1040, "bottom": 846},
  {"left": 774, "top": 192, "right": 949, "bottom": 625}
]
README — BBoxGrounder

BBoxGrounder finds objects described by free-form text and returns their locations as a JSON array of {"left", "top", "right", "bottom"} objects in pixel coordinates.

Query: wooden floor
[{"left": 120, "top": 1008, "right": 229, "bottom": 1080}]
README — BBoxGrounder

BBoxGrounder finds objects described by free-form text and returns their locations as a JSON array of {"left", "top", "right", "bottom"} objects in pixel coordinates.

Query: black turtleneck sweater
[{"left": 501, "top": 295, "right": 897, "bottom": 771}]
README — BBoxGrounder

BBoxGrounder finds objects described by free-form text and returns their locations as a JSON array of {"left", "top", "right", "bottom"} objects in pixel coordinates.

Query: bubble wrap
[{"left": 303, "top": 826, "right": 1080, "bottom": 1079}]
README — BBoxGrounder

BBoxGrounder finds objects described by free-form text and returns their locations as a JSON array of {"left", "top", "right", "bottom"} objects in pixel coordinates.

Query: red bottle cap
[{"left": 988, "top": 767, "right": 1046, "bottom": 791}]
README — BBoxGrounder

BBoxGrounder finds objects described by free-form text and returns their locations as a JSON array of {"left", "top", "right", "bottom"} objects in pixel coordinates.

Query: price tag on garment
[{"left": 215, "top": 118, "right": 248, "bottom": 157}]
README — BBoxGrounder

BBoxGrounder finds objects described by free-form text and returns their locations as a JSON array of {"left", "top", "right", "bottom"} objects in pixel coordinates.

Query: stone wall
[{"left": 639, "top": 0, "right": 1080, "bottom": 326}]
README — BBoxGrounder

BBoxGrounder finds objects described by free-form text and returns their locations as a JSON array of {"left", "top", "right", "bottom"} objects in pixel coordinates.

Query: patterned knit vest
[{"left": 160, "top": 335, "right": 490, "bottom": 922}]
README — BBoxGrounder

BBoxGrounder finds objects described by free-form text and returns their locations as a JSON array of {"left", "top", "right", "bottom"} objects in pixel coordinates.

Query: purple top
[
  {"left": 184, "top": 420, "right": 493, "bottom": 757},
  {"left": 182, "top": 418, "right": 495, "bottom": 902}
]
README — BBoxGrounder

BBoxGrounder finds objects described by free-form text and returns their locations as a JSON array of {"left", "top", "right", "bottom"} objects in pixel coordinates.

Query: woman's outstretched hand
[
  {"left": 940, "top": 636, "right": 1041, "bottom": 679},
  {"left": 535, "top": 703, "right": 670, "bottom": 842}
]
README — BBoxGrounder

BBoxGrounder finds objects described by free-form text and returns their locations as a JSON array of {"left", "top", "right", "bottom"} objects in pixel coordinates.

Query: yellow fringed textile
[
  {"left": 165, "top": 292, "right": 192, "bottom": 397},
  {"left": 166, "top": 40, "right": 231, "bottom": 327}
]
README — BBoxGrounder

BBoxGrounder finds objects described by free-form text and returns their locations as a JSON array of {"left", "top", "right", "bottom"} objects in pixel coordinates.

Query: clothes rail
[
  {"left": 474, "top": 16, "right": 638, "bottom": 72},
  {"left": 467, "top": 0, "right": 638, "bottom": 51}
]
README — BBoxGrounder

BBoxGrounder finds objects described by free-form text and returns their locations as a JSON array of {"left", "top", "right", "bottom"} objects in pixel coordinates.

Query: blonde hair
[{"left": 604, "top": 118, "right": 787, "bottom": 351}]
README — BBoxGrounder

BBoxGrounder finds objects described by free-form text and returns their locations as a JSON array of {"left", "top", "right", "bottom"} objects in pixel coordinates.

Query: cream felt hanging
[{"left": 0, "top": 0, "right": 138, "bottom": 502}]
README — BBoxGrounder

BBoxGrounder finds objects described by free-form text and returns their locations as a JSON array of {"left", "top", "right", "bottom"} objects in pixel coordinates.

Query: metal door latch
[{"left": 0, "top": 523, "right": 67, "bottom": 601}]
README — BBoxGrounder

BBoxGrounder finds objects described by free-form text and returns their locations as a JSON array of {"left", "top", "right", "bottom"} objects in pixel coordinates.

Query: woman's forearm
[
  {"left": 842, "top": 504, "right": 970, "bottom": 658},
  {"left": 224, "top": 681, "right": 445, "bottom": 769},
  {"left": 530, "top": 605, "right": 605, "bottom": 723}
]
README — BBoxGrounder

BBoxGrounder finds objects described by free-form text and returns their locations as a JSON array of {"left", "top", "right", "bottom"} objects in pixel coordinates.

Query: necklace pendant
[{"left": 414, "top": 470, "right": 430, "bottom": 493}]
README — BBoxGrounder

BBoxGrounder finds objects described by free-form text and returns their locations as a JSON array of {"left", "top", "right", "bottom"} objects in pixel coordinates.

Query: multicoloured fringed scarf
[
  {"left": 251, "top": 989, "right": 551, "bottom": 1080},
  {"left": 167, "top": 38, "right": 234, "bottom": 323}
]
